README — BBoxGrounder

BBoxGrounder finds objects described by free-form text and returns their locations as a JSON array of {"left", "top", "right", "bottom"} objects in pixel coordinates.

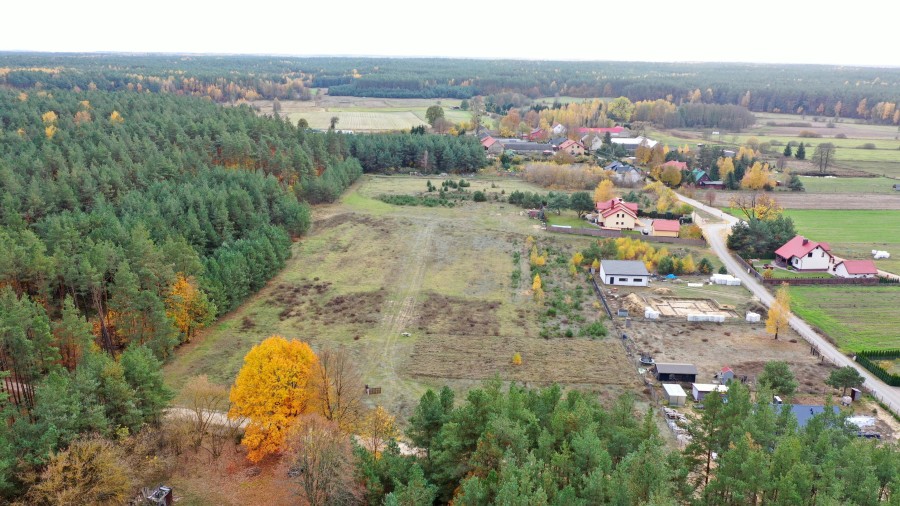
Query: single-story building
[
  {"left": 651, "top": 219, "right": 681, "bottom": 238},
  {"left": 692, "top": 383, "right": 729, "bottom": 402},
  {"left": 832, "top": 259, "right": 878, "bottom": 278},
  {"left": 610, "top": 136, "right": 658, "bottom": 154},
  {"left": 663, "top": 383, "right": 687, "bottom": 406},
  {"left": 481, "top": 136, "right": 504, "bottom": 155},
  {"left": 720, "top": 366, "right": 735, "bottom": 384},
  {"left": 698, "top": 180, "right": 725, "bottom": 190},
  {"left": 599, "top": 260, "right": 650, "bottom": 286},
  {"left": 654, "top": 363, "right": 698, "bottom": 383},
  {"left": 690, "top": 169, "right": 710, "bottom": 185},
  {"left": 498, "top": 140, "right": 553, "bottom": 156},
  {"left": 774, "top": 235, "right": 833, "bottom": 271},
  {"left": 773, "top": 404, "right": 841, "bottom": 428}
]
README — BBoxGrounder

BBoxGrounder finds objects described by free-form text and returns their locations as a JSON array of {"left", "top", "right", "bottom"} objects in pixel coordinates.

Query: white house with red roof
[
  {"left": 595, "top": 198, "right": 641, "bottom": 230},
  {"left": 557, "top": 139, "right": 585, "bottom": 156},
  {"left": 659, "top": 160, "right": 688, "bottom": 171},
  {"left": 832, "top": 259, "right": 878, "bottom": 278},
  {"left": 774, "top": 235, "right": 833, "bottom": 271}
]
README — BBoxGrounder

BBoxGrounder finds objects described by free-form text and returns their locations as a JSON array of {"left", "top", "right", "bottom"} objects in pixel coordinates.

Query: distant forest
[{"left": 3, "top": 53, "right": 900, "bottom": 122}]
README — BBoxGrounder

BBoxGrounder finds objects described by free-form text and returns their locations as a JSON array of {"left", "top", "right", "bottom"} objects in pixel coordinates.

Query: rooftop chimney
[{"left": 802, "top": 238, "right": 809, "bottom": 245}]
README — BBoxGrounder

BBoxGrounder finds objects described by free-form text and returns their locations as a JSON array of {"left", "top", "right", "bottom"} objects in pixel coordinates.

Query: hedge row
[{"left": 856, "top": 349, "right": 900, "bottom": 387}]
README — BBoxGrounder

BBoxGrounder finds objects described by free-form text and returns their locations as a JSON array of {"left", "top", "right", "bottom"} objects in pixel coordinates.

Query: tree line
[{"left": 345, "top": 133, "right": 487, "bottom": 174}]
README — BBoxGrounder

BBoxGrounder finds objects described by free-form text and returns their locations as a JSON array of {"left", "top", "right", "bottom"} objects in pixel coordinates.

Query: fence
[
  {"left": 589, "top": 276, "right": 613, "bottom": 318},
  {"left": 733, "top": 254, "right": 881, "bottom": 286},
  {"left": 547, "top": 225, "right": 707, "bottom": 246}
]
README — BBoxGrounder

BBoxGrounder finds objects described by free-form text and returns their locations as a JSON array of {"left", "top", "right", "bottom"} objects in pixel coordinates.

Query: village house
[
  {"left": 594, "top": 197, "right": 641, "bottom": 230},
  {"left": 659, "top": 160, "right": 688, "bottom": 172},
  {"left": 551, "top": 123, "right": 567, "bottom": 136},
  {"left": 557, "top": 139, "right": 585, "bottom": 156},
  {"left": 832, "top": 259, "right": 878, "bottom": 278},
  {"left": 599, "top": 259, "right": 651, "bottom": 286},
  {"left": 651, "top": 219, "right": 681, "bottom": 238},
  {"left": 525, "top": 127, "right": 546, "bottom": 142},
  {"left": 605, "top": 161, "right": 643, "bottom": 186},
  {"left": 692, "top": 383, "right": 729, "bottom": 402},
  {"left": 481, "top": 136, "right": 504, "bottom": 155},
  {"left": 690, "top": 169, "right": 711, "bottom": 185},
  {"left": 774, "top": 235, "right": 833, "bottom": 271},
  {"left": 653, "top": 363, "right": 699, "bottom": 383},
  {"left": 576, "top": 126, "right": 627, "bottom": 137}
]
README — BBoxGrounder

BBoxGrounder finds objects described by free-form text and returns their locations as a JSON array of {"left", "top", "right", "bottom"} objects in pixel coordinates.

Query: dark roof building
[
  {"left": 774, "top": 404, "right": 841, "bottom": 428},
  {"left": 654, "top": 363, "right": 698, "bottom": 383}
]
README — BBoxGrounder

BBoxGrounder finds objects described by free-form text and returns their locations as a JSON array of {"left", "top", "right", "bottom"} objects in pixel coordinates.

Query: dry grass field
[{"left": 165, "top": 176, "right": 641, "bottom": 417}]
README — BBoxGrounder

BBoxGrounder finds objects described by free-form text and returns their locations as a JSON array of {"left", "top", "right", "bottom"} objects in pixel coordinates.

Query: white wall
[
  {"left": 833, "top": 263, "right": 875, "bottom": 278},
  {"left": 599, "top": 265, "right": 649, "bottom": 286},
  {"left": 791, "top": 246, "right": 832, "bottom": 270}
]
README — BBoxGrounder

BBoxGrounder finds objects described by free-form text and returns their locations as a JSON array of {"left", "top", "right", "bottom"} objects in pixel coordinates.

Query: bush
[
  {"left": 859, "top": 143, "right": 877, "bottom": 150},
  {"left": 798, "top": 130, "right": 821, "bottom": 138},
  {"left": 718, "top": 265, "right": 728, "bottom": 275},
  {"left": 473, "top": 191, "right": 487, "bottom": 202},
  {"left": 835, "top": 133, "right": 847, "bottom": 139},
  {"left": 579, "top": 321, "right": 608, "bottom": 338}
]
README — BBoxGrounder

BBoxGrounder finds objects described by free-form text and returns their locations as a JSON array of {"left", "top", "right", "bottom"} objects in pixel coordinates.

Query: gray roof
[
  {"left": 774, "top": 404, "right": 841, "bottom": 428},
  {"left": 601, "top": 260, "right": 650, "bottom": 277},
  {"left": 655, "top": 363, "right": 699, "bottom": 375},
  {"left": 500, "top": 141, "right": 552, "bottom": 152}
]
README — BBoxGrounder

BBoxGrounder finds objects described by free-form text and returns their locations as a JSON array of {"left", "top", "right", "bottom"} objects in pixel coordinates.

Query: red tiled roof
[
  {"left": 775, "top": 235, "right": 832, "bottom": 260},
  {"left": 576, "top": 126, "right": 625, "bottom": 134},
  {"left": 721, "top": 366, "right": 734, "bottom": 374},
  {"left": 558, "top": 139, "right": 581, "bottom": 150},
  {"left": 596, "top": 198, "right": 638, "bottom": 214},
  {"left": 660, "top": 160, "right": 688, "bottom": 170},
  {"left": 836, "top": 260, "right": 878, "bottom": 275},
  {"left": 481, "top": 137, "right": 498, "bottom": 148},
  {"left": 652, "top": 219, "right": 681, "bottom": 232}
]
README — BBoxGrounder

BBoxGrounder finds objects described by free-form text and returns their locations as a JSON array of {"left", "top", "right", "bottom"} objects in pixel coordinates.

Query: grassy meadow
[
  {"left": 164, "top": 175, "right": 643, "bottom": 418},
  {"left": 790, "top": 286, "right": 900, "bottom": 352},
  {"left": 783, "top": 209, "right": 900, "bottom": 274}
]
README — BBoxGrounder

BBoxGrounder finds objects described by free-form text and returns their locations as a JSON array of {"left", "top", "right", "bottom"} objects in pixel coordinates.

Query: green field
[
  {"left": 784, "top": 209, "right": 900, "bottom": 274},
  {"left": 790, "top": 286, "right": 900, "bottom": 352},
  {"left": 790, "top": 176, "right": 899, "bottom": 194}
]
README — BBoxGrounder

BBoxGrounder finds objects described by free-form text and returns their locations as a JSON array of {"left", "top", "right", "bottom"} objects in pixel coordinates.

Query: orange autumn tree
[
  {"left": 165, "top": 274, "right": 215, "bottom": 343},
  {"left": 229, "top": 336, "right": 320, "bottom": 463}
]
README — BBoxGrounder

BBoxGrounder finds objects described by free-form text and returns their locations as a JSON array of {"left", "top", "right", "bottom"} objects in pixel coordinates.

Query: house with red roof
[
  {"left": 660, "top": 160, "right": 688, "bottom": 171},
  {"left": 557, "top": 139, "right": 585, "bottom": 156},
  {"left": 525, "top": 127, "right": 546, "bottom": 142},
  {"left": 774, "top": 235, "right": 833, "bottom": 271},
  {"left": 832, "top": 259, "right": 878, "bottom": 279},
  {"left": 651, "top": 219, "right": 681, "bottom": 238},
  {"left": 595, "top": 198, "right": 641, "bottom": 230},
  {"left": 576, "top": 126, "right": 626, "bottom": 136},
  {"left": 481, "top": 136, "right": 503, "bottom": 155}
]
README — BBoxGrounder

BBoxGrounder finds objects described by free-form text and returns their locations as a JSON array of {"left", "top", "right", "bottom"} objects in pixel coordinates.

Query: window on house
[
  {"left": 619, "top": 278, "right": 628, "bottom": 282},
  {"left": 808, "top": 252, "right": 813, "bottom": 257},
  {"left": 633, "top": 278, "right": 643, "bottom": 282}
]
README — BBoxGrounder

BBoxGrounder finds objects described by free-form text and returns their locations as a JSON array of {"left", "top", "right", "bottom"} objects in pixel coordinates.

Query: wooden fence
[{"left": 547, "top": 226, "right": 707, "bottom": 246}]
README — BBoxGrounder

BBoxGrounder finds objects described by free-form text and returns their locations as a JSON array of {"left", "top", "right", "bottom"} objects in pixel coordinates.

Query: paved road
[{"left": 680, "top": 194, "right": 900, "bottom": 416}]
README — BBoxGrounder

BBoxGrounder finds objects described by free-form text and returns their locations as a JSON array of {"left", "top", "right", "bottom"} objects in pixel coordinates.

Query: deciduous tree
[
  {"left": 165, "top": 273, "right": 215, "bottom": 343},
  {"left": 593, "top": 179, "right": 615, "bottom": 203},
  {"left": 360, "top": 406, "right": 399, "bottom": 457},
  {"left": 229, "top": 335, "right": 320, "bottom": 463},
  {"left": 282, "top": 415, "right": 362, "bottom": 506},
  {"left": 27, "top": 437, "right": 131, "bottom": 506},
  {"left": 766, "top": 283, "right": 791, "bottom": 341},
  {"left": 811, "top": 142, "right": 836, "bottom": 174},
  {"left": 313, "top": 347, "right": 363, "bottom": 432}
]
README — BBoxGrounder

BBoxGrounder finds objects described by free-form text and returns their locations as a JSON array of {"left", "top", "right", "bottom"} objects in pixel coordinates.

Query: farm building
[
  {"left": 692, "top": 383, "right": 729, "bottom": 402},
  {"left": 651, "top": 219, "right": 681, "bottom": 237},
  {"left": 832, "top": 259, "right": 878, "bottom": 278},
  {"left": 599, "top": 260, "right": 650, "bottom": 286},
  {"left": 610, "top": 136, "right": 658, "bottom": 154},
  {"left": 774, "top": 235, "right": 833, "bottom": 271},
  {"left": 654, "top": 363, "right": 698, "bottom": 383},
  {"left": 698, "top": 180, "right": 725, "bottom": 190},
  {"left": 663, "top": 383, "right": 687, "bottom": 406},
  {"left": 690, "top": 169, "right": 711, "bottom": 185},
  {"left": 773, "top": 404, "right": 841, "bottom": 428},
  {"left": 556, "top": 139, "right": 585, "bottom": 156},
  {"left": 577, "top": 126, "right": 627, "bottom": 137},
  {"left": 498, "top": 140, "right": 553, "bottom": 156},
  {"left": 481, "top": 136, "right": 504, "bottom": 155}
]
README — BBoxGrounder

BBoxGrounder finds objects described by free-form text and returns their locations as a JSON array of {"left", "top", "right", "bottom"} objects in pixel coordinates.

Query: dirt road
[{"left": 681, "top": 194, "right": 900, "bottom": 416}]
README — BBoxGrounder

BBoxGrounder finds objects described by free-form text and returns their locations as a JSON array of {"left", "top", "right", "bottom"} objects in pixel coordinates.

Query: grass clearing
[
  {"left": 783, "top": 209, "right": 900, "bottom": 274},
  {"left": 790, "top": 286, "right": 900, "bottom": 352},
  {"left": 792, "top": 176, "right": 899, "bottom": 194},
  {"left": 165, "top": 175, "right": 641, "bottom": 418}
]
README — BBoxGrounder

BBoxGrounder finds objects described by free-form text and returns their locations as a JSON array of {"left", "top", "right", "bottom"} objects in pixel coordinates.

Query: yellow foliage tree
[
  {"left": 593, "top": 179, "right": 615, "bottom": 203},
  {"left": 41, "top": 110, "right": 58, "bottom": 125},
  {"left": 45, "top": 125, "right": 57, "bottom": 139},
  {"left": 109, "top": 110, "right": 124, "bottom": 124},
  {"left": 571, "top": 252, "right": 584, "bottom": 266},
  {"left": 681, "top": 254, "right": 696, "bottom": 274},
  {"left": 511, "top": 352, "right": 522, "bottom": 366},
  {"left": 591, "top": 259, "right": 600, "bottom": 272},
  {"left": 532, "top": 274, "right": 544, "bottom": 301},
  {"left": 165, "top": 273, "right": 215, "bottom": 343},
  {"left": 766, "top": 283, "right": 791, "bottom": 340},
  {"left": 17, "top": 92, "right": 28, "bottom": 102},
  {"left": 74, "top": 110, "right": 92, "bottom": 125},
  {"left": 741, "top": 162, "right": 773, "bottom": 190},
  {"left": 530, "top": 246, "right": 546, "bottom": 267},
  {"left": 716, "top": 157, "right": 735, "bottom": 180},
  {"left": 229, "top": 335, "right": 320, "bottom": 463},
  {"left": 660, "top": 166, "right": 682, "bottom": 187},
  {"left": 359, "top": 406, "right": 399, "bottom": 457}
]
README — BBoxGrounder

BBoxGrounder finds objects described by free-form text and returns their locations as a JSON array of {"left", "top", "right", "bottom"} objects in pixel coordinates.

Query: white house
[
  {"left": 832, "top": 259, "right": 878, "bottom": 278},
  {"left": 691, "top": 383, "right": 728, "bottom": 402},
  {"left": 610, "top": 136, "right": 658, "bottom": 154},
  {"left": 599, "top": 260, "right": 650, "bottom": 286},
  {"left": 551, "top": 123, "right": 567, "bottom": 136},
  {"left": 774, "top": 235, "right": 833, "bottom": 271}
]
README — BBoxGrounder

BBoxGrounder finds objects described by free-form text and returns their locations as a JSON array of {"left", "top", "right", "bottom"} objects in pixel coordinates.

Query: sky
[{"left": 4, "top": 0, "right": 900, "bottom": 67}]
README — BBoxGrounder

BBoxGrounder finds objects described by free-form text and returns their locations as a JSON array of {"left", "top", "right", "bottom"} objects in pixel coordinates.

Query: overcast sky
[{"left": 5, "top": 0, "right": 900, "bottom": 67}]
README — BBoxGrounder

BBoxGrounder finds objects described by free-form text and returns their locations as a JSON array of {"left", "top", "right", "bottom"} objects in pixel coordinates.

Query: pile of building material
[
  {"left": 746, "top": 311, "right": 761, "bottom": 323},
  {"left": 687, "top": 282, "right": 704, "bottom": 287},
  {"left": 687, "top": 314, "right": 726, "bottom": 322},
  {"left": 872, "top": 250, "right": 891, "bottom": 259},
  {"left": 644, "top": 307, "right": 661, "bottom": 319},
  {"left": 710, "top": 273, "right": 742, "bottom": 286}
]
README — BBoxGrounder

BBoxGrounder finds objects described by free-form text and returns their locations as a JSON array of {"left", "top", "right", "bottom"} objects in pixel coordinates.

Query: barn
[
  {"left": 654, "top": 363, "right": 698, "bottom": 383},
  {"left": 663, "top": 383, "right": 687, "bottom": 406}
]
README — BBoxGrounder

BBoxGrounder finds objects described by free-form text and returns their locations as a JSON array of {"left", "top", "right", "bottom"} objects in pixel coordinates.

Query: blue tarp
[{"left": 665, "top": 274, "right": 677, "bottom": 279}]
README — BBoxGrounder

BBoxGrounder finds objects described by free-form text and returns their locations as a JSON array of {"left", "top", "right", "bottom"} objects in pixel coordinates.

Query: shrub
[
  {"left": 859, "top": 143, "right": 877, "bottom": 150},
  {"left": 473, "top": 191, "right": 487, "bottom": 202},
  {"left": 511, "top": 353, "right": 522, "bottom": 366},
  {"left": 718, "top": 265, "right": 728, "bottom": 275},
  {"left": 835, "top": 133, "right": 847, "bottom": 139},
  {"left": 798, "top": 130, "right": 821, "bottom": 138},
  {"left": 579, "top": 321, "right": 608, "bottom": 338}
]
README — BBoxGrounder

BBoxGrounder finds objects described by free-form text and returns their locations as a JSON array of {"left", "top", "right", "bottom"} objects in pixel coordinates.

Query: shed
[
  {"left": 692, "top": 383, "right": 729, "bottom": 402},
  {"left": 720, "top": 366, "right": 735, "bottom": 384},
  {"left": 663, "top": 383, "right": 687, "bottom": 406},
  {"left": 654, "top": 363, "right": 698, "bottom": 383},
  {"left": 599, "top": 260, "right": 650, "bottom": 287}
]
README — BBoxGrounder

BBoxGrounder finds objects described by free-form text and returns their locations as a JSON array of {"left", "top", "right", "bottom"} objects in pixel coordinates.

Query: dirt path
[{"left": 680, "top": 193, "right": 900, "bottom": 417}]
